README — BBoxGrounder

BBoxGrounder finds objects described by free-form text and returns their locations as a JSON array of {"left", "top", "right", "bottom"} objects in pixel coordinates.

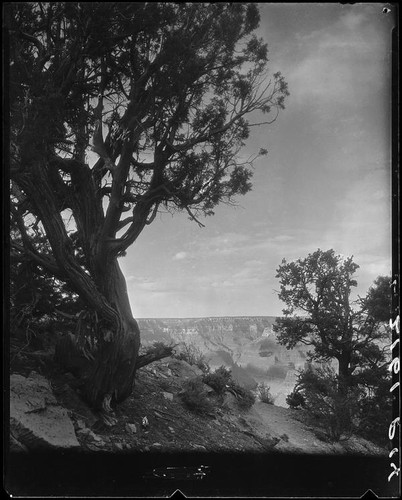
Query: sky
[{"left": 119, "top": 3, "right": 395, "bottom": 319}]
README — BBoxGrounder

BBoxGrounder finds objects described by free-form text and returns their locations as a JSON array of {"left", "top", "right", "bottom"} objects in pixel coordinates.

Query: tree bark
[
  {"left": 81, "top": 258, "right": 141, "bottom": 410},
  {"left": 337, "top": 353, "right": 351, "bottom": 396}
]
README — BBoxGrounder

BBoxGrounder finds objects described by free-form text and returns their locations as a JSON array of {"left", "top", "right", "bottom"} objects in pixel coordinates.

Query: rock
[
  {"left": 192, "top": 444, "right": 207, "bottom": 451},
  {"left": 10, "top": 435, "right": 29, "bottom": 453},
  {"left": 10, "top": 373, "right": 80, "bottom": 451},
  {"left": 168, "top": 427, "right": 175, "bottom": 433},
  {"left": 142, "top": 416, "right": 149, "bottom": 429},
  {"left": 152, "top": 442, "right": 162, "bottom": 448},
  {"left": 162, "top": 391, "right": 174, "bottom": 401},
  {"left": 167, "top": 359, "right": 203, "bottom": 379},
  {"left": 86, "top": 442, "right": 105, "bottom": 452},
  {"left": 76, "top": 427, "right": 102, "bottom": 442},
  {"left": 114, "top": 442, "right": 123, "bottom": 450},
  {"left": 223, "top": 392, "right": 238, "bottom": 409},
  {"left": 126, "top": 423, "right": 137, "bottom": 434},
  {"left": 75, "top": 419, "right": 86, "bottom": 430}
]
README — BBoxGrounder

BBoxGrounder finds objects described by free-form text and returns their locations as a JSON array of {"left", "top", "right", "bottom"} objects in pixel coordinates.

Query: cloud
[
  {"left": 283, "top": 7, "right": 389, "bottom": 113},
  {"left": 272, "top": 235, "right": 294, "bottom": 243},
  {"left": 173, "top": 251, "right": 188, "bottom": 260}
]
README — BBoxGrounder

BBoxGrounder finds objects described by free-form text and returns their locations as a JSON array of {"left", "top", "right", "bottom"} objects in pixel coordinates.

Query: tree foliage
[
  {"left": 274, "top": 249, "right": 390, "bottom": 382},
  {"left": 9, "top": 2, "right": 289, "bottom": 269}
]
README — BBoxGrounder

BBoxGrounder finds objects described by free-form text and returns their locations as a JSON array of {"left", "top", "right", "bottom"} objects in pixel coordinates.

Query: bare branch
[{"left": 137, "top": 344, "right": 176, "bottom": 369}]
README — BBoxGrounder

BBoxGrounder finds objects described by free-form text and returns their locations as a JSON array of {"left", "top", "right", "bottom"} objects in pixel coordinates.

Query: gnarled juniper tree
[
  {"left": 275, "top": 249, "right": 391, "bottom": 439},
  {"left": 8, "top": 2, "right": 288, "bottom": 412}
]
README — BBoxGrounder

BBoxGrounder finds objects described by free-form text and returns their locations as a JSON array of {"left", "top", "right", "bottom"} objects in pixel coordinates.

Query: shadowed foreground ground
[{"left": 5, "top": 451, "right": 399, "bottom": 497}]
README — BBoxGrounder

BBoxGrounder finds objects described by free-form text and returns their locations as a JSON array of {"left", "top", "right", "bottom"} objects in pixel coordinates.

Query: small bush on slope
[
  {"left": 203, "top": 366, "right": 232, "bottom": 394},
  {"left": 256, "top": 382, "right": 275, "bottom": 404},
  {"left": 179, "top": 377, "right": 214, "bottom": 415},
  {"left": 174, "top": 343, "right": 209, "bottom": 373}
]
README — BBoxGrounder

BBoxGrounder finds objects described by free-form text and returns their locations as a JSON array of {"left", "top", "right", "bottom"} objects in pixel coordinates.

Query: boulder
[
  {"left": 167, "top": 359, "right": 203, "bottom": 379},
  {"left": 9, "top": 435, "right": 28, "bottom": 453},
  {"left": 10, "top": 372, "right": 80, "bottom": 450},
  {"left": 76, "top": 427, "right": 103, "bottom": 442},
  {"left": 125, "top": 423, "right": 137, "bottom": 434},
  {"left": 192, "top": 443, "right": 207, "bottom": 451}
]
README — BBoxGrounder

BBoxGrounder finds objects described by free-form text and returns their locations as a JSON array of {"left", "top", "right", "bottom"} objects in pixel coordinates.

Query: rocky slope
[{"left": 9, "top": 342, "right": 386, "bottom": 457}]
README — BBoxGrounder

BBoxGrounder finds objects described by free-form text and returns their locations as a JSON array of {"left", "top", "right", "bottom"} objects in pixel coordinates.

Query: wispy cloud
[
  {"left": 173, "top": 251, "right": 188, "bottom": 260},
  {"left": 283, "top": 7, "right": 389, "bottom": 113}
]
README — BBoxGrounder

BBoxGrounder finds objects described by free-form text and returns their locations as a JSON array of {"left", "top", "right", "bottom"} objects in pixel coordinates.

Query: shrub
[
  {"left": 355, "top": 370, "right": 392, "bottom": 446},
  {"left": 179, "top": 377, "right": 214, "bottom": 415},
  {"left": 234, "top": 384, "right": 256, "bottom": 410},
  {"left": 226, "top": 379, "right": 256, "bottom": 410},
  {"left": 175, "top": 343, "right": 209, "bottom": 373},
  {"left": 256, "top": 382, "right": 275, "bottom": 404},
  {"left": 203, "top": 366, "right": 232, "bottom": 394},
  {"left": 286, "top": 390, "right": 305, "bottom": 409},
  {"left": 295, "top": 366, "right": 361, "bottom": 442}
]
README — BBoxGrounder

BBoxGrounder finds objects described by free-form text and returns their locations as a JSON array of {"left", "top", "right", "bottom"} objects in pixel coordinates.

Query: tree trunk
[
  {"left": 338, "top": 353, "right": 350, "bottom": 394},
  {"left": 338, "top": 354, "right": 351, "bottom": 396},
  {"left": 82, "top": 258, "right": 140, "bottom": 410}
]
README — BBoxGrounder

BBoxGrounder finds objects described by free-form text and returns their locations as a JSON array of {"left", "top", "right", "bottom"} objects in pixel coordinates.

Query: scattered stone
[
  {"left": 152, "top": 442, "right": 162, "bottom": 448},
  {"left": 162, "top": 392, "right": 174, "bottom": 401},
  {"left": 142, "top": 416, "right": 149, "bottom": 429},
  {"left": 114, "top": 442, "right": 123, "bottom": 450},
  {"left": 10, "top": 373, "right": 80, "bottom": 450},
  {"left": 75, "top": 419, "right": 86, "bottom": 430},
  {"left": 126, "top": 423, "right": 137, "bottom": 434},
  {"left": 10, "top": 434, "right": 29, "bottom": 453},
  {"left": 168, "top": 427, "right": 175, "bottom": 433},
  {"left": 144, "top": 446, "right": 150, "bottom": 452},
  {"left": 86, "top": 441, "right": 105, "bottom": 451},
  {"left": 76, "top": 427, "right": 102, "bottom": 442},
  {"left": 192, "top": 444, "right": 207, "bottom": 451}
]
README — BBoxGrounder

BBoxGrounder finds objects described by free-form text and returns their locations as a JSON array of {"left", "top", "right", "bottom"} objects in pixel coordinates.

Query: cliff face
[{"left": 137, "top": 316, "right": 316, "bottom": 407}]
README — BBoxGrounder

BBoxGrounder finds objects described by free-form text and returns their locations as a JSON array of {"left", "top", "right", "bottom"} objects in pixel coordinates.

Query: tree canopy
[
  {"left": 9, "top": 1, "right": 289, "bottom": 312},
  {"left": 274, "top": 249, "right": 390, "bottom": 382}
]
